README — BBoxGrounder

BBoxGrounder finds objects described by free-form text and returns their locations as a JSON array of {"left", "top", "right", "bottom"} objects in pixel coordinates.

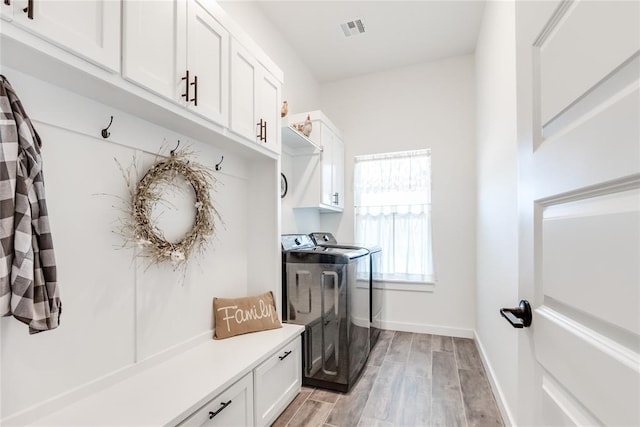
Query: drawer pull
[
  {"left": 278, "top": 350, "right": 292, "bottom": 361},
  {"left": 209, "top": 400, "right": 232, "bottom": 419}
]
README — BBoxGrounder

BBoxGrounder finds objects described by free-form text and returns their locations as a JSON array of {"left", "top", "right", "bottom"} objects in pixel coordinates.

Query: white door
[
  {"left": 256, "top": 66, "right": 281, "bottom": 153},
  {"left": 10, "top": 0, "right": 120, "bottom": 71},
  {"left": 321, "top": 123, "right": 335, "bottom": 207},
  {"left": 122, "top": 0, "right": 187, "bottom": 101},
  {"left": 253, "top": 338, "right": 301, "bottom": 426},
  {"left": 515, "top": 1, "right": 640, "bottom": 426},
  {"left": 230, "top": 38, "right": 257, "bottom": 142},
  {"left": 332, "top": 136, "right": 345, "bottom": 209},
  {"left": 186, "top": 0, "right": 229, "bottom": 126},
  {"left": 179, "top": 373, "right": 253, "bottom": 427}
]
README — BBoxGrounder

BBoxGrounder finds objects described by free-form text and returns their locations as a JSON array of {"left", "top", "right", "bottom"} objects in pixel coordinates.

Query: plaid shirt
[{"left": 0, "top": 75, "right": 61, "bottom": 334}]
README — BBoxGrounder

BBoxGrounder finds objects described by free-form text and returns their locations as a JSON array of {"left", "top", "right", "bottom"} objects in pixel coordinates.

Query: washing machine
[
  {"left": 309, "top": 232, "right": 383, "bottom": 350},
  {"left": 281, "top": 234, "right": 370, "bottom": 392}
]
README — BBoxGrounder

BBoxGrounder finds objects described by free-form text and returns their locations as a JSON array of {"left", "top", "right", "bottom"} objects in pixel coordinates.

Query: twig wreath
[{"left": 117, "top": 146, "right": 220, "bottom": 269}]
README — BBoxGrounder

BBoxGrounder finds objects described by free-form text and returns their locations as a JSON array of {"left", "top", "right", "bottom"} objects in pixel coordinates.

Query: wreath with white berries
[{"left": 120, "top": 148, "right": 220, "bottom": 269}]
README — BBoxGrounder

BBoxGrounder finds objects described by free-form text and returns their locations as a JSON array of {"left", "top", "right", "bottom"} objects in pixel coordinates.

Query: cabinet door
[
  {"left": 320, "top": 124, "right": 335, "bottom": 206},
  {"left": 179, "top": 372, "right": 253, "bottom": 427},
  {"left": 187, "top": 0, "right": 229, "bottom": 126},
  {"left": 256, "top": 66, "right": 281, "bottom": 153},
  {"left": 122, "top": 0, "right": 187, "bottom": 100},
  {"left": 254, "top": 337, "right": 301, "bottom": 427},
  {"left": 230, "top": 39, "right": 257, "bottom": 142},
  {"left": 11, "top": 0, "right": 121, "bottom": 71},
  {"left": 332, "top": 136, "right": 345, "bottom": 209}
]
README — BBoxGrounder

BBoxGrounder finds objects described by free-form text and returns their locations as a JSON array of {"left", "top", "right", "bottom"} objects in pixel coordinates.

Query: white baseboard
[
  {"left": 473, "top": 331, "right": 516, "bottom": 427},
  {"left": 380, "top": 320, "right": 474, "bottom": 338},
  {"left": 2, "top": 330, "right": 213, "bottom": 426}
]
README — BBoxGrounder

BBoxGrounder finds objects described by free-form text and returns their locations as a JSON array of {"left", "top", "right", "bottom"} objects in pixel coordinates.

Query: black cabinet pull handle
[
  {"left": 4, "top": 0, "right": 11, "bottom": 6},
  {"left": 256, "top": 119, "right": 267, "bottom": 142},
  {"left": 500, "top": 300, "right": 532, "bottom": 328},
  {"left": 23, "top": 0, "right": 33, "bottom": 19},
  {"left": 279, "top": 350, "right": 292, "bottom": 360},
  {"left": 181, "top": 70, "right": 190, "bottom": 102},
  {"left": 209, "top": 400, "right": 232, "bottom": 419},
  {"left": 190, "top": 75, "right": 198, "bottom": 106}
]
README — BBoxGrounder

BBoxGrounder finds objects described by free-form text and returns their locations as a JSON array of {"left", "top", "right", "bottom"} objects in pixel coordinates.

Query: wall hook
[
  {"left": 215, "top": 155, "right": 224, "bottom": 171},
  {"left": 170, "top": 140, "right": 180, "bottom": 156},
  {"left": 101, "top": 115, "right": 113, "bottom": 139}
]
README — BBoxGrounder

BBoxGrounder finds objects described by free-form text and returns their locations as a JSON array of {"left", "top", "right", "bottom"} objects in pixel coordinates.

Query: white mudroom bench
[{"left": 28, "top": 324, "right": 304, "bottom": 426}]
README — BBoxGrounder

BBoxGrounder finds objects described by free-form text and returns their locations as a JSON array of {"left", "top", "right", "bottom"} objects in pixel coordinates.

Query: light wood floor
[{"left": 273, "top": 330, "right": 504, "bottom": 427}]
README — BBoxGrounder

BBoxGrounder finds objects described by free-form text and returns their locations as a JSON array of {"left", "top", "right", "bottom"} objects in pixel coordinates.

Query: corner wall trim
[{"left": 474, "top": 330, "right": 516, "bottom": 426}]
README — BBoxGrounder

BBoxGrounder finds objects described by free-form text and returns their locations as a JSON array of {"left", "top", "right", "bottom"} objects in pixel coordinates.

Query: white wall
[
  {"left": 0, "top": 69, "right": 263, "bottom": 422},
  {"left": 217, "top": 1, "right": 322, "bottom": 234},
  {"left": 319, "top": 56, "right": 477, "bottom": 336},
  {"left": 475, "top": 1, "right": 519, "bottom": 424}
]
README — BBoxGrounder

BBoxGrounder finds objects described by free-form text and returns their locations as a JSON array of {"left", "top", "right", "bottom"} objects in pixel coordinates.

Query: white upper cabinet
[
  {"left": 122, "top": 0, "right": 187, "bottom": 101},
  {"left": 186, "top": 0, "right": 229, "bottom": 125},
  {"left": 123, "top": 0, "right": 229, "bottom": 127},
  {"left": 5, "top": 0, "right": 120, "bottom": 71},
  {"left": 320, "top": 125, "right": 335, "bottom": 207},
  {"left": 230, "top": 40, "right": 256, "bottom": 142},
  {"left": 257, "top": 68, "right": 281, "bottom": 154},
  {"left": 319, "top": 123, "right": 344, "bottom": 210},
  {"left": 230, "top": 38, "right": 281, "bottom": 154},
  {"left": 2, "top": 0, "right": 282, "bottom": 158},
  {"left": 331, "top": 134, "right": 345, "bottom": 210},
  {"left": 290, "top": 111, "right": 345, "bottom": 212}
]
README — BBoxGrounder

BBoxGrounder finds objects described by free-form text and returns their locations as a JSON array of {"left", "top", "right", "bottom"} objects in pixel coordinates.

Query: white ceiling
[{"left": 255, "top": 1, "right": 486, "bottom": 84}]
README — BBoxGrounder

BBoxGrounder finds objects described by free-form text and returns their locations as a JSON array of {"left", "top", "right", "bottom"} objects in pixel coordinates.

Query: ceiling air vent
[{"left": 340, "top": 19, "right": 365, "bottom": 38}]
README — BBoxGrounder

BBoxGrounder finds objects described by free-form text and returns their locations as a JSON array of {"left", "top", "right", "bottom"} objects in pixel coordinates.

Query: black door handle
[{"left": 500, "top": 300, "right": 532, "bottom": 328}]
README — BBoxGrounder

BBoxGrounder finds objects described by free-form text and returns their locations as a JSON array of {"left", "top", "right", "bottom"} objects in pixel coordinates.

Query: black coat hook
[
  {"left": 101, "top": 116, "right": 113, "bottom": 139},
  {"left": 170, "top": 140, "right": 180, "bottom": 156},
  {"left": 215, "top": 155, "right": 224, "bottom": 171}
]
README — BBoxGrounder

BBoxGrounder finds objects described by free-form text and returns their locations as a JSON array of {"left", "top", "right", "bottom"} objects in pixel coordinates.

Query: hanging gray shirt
[{"left": 0, "top": 75, "right": 61, "bottom": 334}]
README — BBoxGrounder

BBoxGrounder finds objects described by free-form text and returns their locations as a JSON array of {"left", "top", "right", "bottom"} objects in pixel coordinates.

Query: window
[{"left": 354, "top": 149, "right": 434, "bottom": 284}]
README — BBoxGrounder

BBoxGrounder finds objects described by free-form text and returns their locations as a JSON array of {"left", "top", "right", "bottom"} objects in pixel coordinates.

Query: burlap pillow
[{"left": 213, "top": 291, "right": 282, "bottom": 339}]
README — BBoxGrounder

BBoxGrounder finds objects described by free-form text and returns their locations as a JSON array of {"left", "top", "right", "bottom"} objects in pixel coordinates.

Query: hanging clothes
[{"left": 0, "top": 75, "right": 61, "bottom": 334}]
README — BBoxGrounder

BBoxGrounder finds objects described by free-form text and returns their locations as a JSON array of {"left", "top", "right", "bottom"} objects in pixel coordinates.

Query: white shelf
[{"left": 281, "top": 125, "right": 322, "bottom": 155}]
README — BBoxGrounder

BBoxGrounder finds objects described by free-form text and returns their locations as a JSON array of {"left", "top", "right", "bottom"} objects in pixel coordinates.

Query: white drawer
[
  {"left": 179, "top": 372, "right": 254, "bottom": 427},
  {"left": 254, "top": 336, "right": 302, "bottom": 426}
]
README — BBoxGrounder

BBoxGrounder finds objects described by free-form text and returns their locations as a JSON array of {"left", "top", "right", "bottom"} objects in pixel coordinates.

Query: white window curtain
[{"left": 354, "top": 149, "right": 434, "bottom": 283}]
